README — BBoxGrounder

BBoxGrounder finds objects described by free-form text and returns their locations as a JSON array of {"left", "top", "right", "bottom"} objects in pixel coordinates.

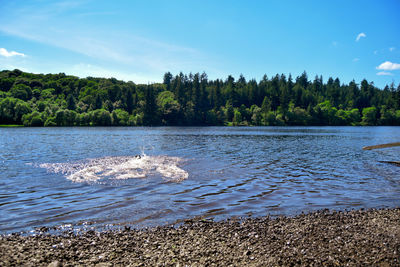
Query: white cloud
[
  {"left": 356, "top": 32, "right": 366, "bottom": 42},
  {"left": 389, "top": 47, "right": 395, "bottom": 52},
  {"left": 0, "top": 1, "right": 222, "bottom": 82},
  {"left": 352, "top": 58, "right": 360, "bottom": 62},
  {"left": 376, "top": 61, "right": 400, "bottom": 71},
  {"left": 0, "top": 47, "right": 26, "bottom": 57},
  {"left": 0, "top": 13, "right": 210, "bottom": 77},
  {"left": 376, "top": 71, "right": 393, "bottom": 76}
]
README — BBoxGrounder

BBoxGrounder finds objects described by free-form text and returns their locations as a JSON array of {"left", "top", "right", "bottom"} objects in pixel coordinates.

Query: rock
[{"left": 47, "top": 260, "right": 61, "bottom": 267}]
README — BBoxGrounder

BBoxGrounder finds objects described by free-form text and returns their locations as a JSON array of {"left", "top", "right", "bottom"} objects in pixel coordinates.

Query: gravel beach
[{"left": 1, "top": 208, "right": 399, "bottom": 266}]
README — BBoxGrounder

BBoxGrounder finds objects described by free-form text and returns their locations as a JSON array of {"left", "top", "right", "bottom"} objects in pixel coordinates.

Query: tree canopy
[{"left": 0, "top": 69, "right": 399, "bottom": 126}]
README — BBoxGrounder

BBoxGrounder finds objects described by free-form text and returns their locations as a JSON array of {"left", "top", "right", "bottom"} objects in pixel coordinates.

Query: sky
[{"left": 0, "top": 0, "right": 399, "bottom": 88}]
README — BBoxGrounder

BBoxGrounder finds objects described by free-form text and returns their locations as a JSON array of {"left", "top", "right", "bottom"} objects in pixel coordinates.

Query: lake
[{"left": 1, "top": 126, "right": 399, "bottom": 233}]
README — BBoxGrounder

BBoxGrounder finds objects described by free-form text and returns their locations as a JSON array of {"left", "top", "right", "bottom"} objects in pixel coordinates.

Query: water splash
[{"left": 39, "top": 155, "right": 188, "bottom": 183}]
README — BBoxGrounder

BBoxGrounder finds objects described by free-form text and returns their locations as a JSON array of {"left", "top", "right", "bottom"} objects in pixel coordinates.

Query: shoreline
[{"left": 1, "top": 208, "right": 399, "bottom": 266}]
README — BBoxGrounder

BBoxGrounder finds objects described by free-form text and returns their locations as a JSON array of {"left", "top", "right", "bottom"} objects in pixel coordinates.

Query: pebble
[
  {"left": 47, "top": 260, "right": 61, "bottom": 267},
  {"left": 0, "top": 208, "right": 399, "bottom": 266}
]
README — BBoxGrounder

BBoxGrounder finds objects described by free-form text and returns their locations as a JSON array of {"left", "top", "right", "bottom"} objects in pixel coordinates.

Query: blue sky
[{"left": 0, "top": 0, "right": 399, "bottom": 88}]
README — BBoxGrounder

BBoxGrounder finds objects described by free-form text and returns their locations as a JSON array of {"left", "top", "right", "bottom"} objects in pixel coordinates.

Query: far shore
[{"left": 0, "top": 125, "right": 24, "bottom": 127}]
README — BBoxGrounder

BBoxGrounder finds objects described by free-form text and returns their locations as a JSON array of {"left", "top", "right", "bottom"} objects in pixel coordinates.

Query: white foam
[{"left": 39, "top": 155, "right": 188, "bottom": 183}]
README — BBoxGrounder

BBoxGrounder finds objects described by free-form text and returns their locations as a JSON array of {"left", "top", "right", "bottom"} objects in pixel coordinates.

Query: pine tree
[
  {"left": 163, "top": 72, "right": 173, "bottom": 91},
  {"left": 143, "top": 84, "right": 157, "bottom": 125},
  {"left": 192, "top": 73, "right": 201, "bottom": 123},
  {"left": 126, "top": 88, "right": 134, "bottom": 114},
  {"left": 215, "top": 79, "right": 222, "bottom": 110}
]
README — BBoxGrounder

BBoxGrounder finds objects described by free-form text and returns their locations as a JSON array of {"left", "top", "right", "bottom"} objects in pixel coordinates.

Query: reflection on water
[{"left": 0, "top": 126, "right": 400, "bottom": 233}]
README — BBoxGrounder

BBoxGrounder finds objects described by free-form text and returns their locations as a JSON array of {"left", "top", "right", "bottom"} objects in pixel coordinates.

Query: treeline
[{"left": 0, "top": 69, "right": 400, "bottom": 126}]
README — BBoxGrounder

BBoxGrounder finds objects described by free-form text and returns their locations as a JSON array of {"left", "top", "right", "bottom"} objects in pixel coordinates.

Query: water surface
[{"left": 1, "top": 126, "right": 399, "bottom": 233}]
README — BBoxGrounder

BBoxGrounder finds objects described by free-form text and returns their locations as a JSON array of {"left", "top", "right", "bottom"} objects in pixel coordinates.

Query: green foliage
[
  {"left": 55, "top": 110, "right": 66, "bottom": 126},
  {"left": 232, "top": 109, "right": 242, "bottom": 126},
  {"left": 157, "top": 91, "right": 180, "bottom": 125},
  {"left": 143, "top": 85, "right": 158, "bottom": 125},
  {"left": 41, "top": 88, "right": 55, "bottom": 99},
  {"left": 0, "top": 77, "right": 15, "bottom": 92},
  {"left": 379, "top": 106, "right": 397, "bottom": 126},
  {"left": 205, "top": 109, "right": 218, "bottom": 125},
  {"left": 361, "top": 107, "right": 378, "bottom": 126},
  {"left": 111, "top": 109, "right": 129, "bottom": 126},
  {"left": 22, "top": 111, "right": 44, "bottom": 127},
  {"left": 287, "top": 106, "right": 312, "bottom": 125},
  {"left": 44, "top": 117, "right": 57, "bottom": 127},
  {"left": 251, "top": 105, "right": 262, "bottom": 126},
  {"left": 0, "top": 69, "right": 399, "bottom": 126},
  {"left": 10, "top": 84, "right": 32, "bottom": 101},
  {"left": 90, "top": 109, "right": 112, "bottom": 126},
  {"left": 0, "top": 97, "right": 31, "bottom": 124},
  {"left": 224, "top": 101, "right": 234, "bottom": 122},
  {"left": 66, "top": 94, "right": 76, "bottom": 110}
]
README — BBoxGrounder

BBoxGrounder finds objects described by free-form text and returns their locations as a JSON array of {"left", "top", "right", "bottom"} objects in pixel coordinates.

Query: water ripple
[{"left": 1, "top": 126, "right": 400, "bottom": 233}]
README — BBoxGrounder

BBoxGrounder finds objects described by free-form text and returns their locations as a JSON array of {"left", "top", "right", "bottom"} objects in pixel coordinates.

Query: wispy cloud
[
  {"left": 0, "top": 48, "right": 26, "bottom": 57},
  {"left": 376, "top": 61, "right": 400, "bottom": 71},
  {"left": 389, "top": 47, "right": 395, "bottom": 52},
  {"left": 376, "top": 71, "right": 393, "bottom": 76},
  {"left": 0, "top": 24, "right": 201, "bottom": 72},
  {"left": 352, "top": 58, "right": 360, "bottom": 62},
  {"left": 356, "top": 32, "right": 366, "bottom": 42},
  {"left": 0, "top": 1, "right": 217, "bottom": 80}
]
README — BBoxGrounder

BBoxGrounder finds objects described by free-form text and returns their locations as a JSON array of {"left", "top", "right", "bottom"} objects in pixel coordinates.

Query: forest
[{"left": 0, "top": 69, "right": 400, "bottom": 127}]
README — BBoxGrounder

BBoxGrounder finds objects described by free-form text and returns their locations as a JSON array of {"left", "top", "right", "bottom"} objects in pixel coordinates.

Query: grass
[{"left": 0, "top": 124, "right": 24, "bottom": 127}]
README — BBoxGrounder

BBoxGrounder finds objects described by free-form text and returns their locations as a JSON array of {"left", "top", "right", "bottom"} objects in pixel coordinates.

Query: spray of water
[{"left": 39, "top": 155, "right": 188, "bottom": 183}]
